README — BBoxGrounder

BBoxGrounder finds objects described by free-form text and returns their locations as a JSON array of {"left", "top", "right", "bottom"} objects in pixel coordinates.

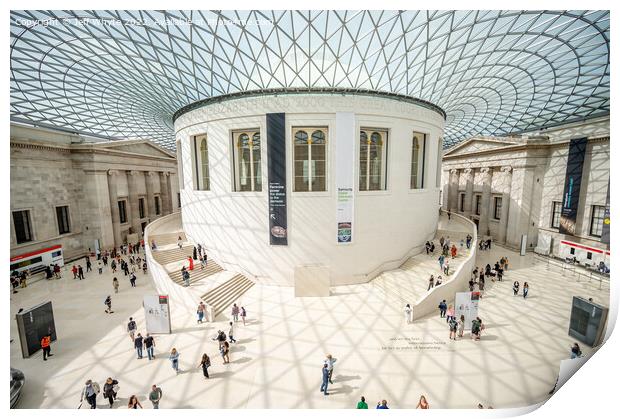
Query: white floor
[{"left": 10, "top": 239, "right": 609, "bottom": 409}]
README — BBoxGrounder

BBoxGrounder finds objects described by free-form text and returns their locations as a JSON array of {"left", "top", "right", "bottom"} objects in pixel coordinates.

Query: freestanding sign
[
  {"left": 267, "top": 112, "right": 288, "bottom": 245},
  {"left": 15, "top": 301, "right": 57, "bottom": 358},
  {"left": 336, "top": 112, "right": 355, "bottom": 243},
  {"left": 559, "top": 138, "right": 588, "bottom": 235},
  {"left": 454, "top": 291, "right": 480, "bottom": 330},
  {"left": 143, "top": 295, "right": 171, "bottom": 334}
]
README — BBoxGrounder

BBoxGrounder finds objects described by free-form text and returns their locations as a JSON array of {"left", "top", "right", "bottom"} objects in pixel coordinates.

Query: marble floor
[{"left": 10, "top": 239, "right": 609, "bottom": 409}]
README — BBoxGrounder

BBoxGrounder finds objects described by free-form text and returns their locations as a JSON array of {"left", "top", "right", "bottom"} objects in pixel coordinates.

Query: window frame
[
  {"left": 154, "top": 195, "right": 161, "bottom": 216},
  {"left": 232, "top": 129, "right": 262, "bottom": 192},
  {"left": 292, "top": 126, "right": 328, "bottom": 192},
  {"left": 459, "top": 192, "right": 465, "bottom": 212},
  {"left": 55, "top": 205, "right": 71, "bottom": 235},
  {"left": 474, "top": 194, "right": 481, "bottom": 216},
  {"left": 589, "top": 205, "right": 605, "bottom": 237},
  {"left": 359, "top": 128, "right": 389, "bottom": 191},
  {"left": 193, "top": 134, "right": 210, "bottom": 191},
  {"left": 410, "top": 131, "right": 426, "bottom": 189},
  {"left": 118, "top": 200, "right": 128, "bottom": 224},
  {"left": 551, "top": 201, "right": 562, "bottom": 229},
  {"left": 138, "top": 197, "right": 145, "bottom": 219},
  {"left": 493, "top": 196, "right": 502, "bottom": 220},
  {"left": 12, "top": 209, "right": 34, "bottom": 244}
]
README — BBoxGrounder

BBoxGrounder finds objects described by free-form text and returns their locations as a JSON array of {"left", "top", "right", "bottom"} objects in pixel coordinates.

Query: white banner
[
  {"left": 336, "top": 112, "right": 355, "bottom": 244},
  {"left": 143, "top": 295, "right": 171, "bottom": 334},
  {"left": 454, "top": 291, "right": 480, "bottom": 330}
]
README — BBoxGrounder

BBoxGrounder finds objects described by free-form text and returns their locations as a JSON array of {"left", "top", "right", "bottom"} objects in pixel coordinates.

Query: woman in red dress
[{"left": 188, "top": 256, "right": 194, "bottom": 271}]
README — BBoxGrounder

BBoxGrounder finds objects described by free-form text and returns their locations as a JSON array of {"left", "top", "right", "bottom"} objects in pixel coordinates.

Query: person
[
  {"left": 199, "top": 353, "right": 211, "bottom": 379},
  {"left": 177, "top": 236, "right": 183, "bottom": 249},
  {"left": 571, "top": 343, "right": 582, "bottom": 359},
  {"left": 169, "top": 348, "right": 180, "bottom": 373},
  {"left": 221, "top": 341, "right": 230, "bottom": 364},
  {"left": 357, "top": 396, "right": 368, "bottom": 409},
  {"left": 200, "top": 255, "right": 206, "bottom": 270},
  {"left": 513, "top": 281, "right": 520, "bottom": 296},
  {"left": 41, "top": 334, "right": 53, "bottom": 361},
  {"left": 54, "top": 264, "right": 61, "bottom": 278},
  {"left": 416, "top": 395, "right": 429, "bottom": 409},
  {"left": 428, "top": 275, "right": 435, "bottom": 291},
  {"left": 197, "top": 302, "right": 205, "bottom": 323},
  {"left": 325, "top": 354, "right": 337, "bottom": 384},
  {"left": 451, "top": 244, "right": 457, "bottom": 258},
  {"left": 449, "top": 316, "right": 458, "bottom": 340},
  {"left": 404, "top": 304, "right": 413, "bottom": 324},
  {"left": 149, "top": 385, "right": 162, "bottom": 409},
  {"left": 457, "top": 314, "right": 466, "bottom": 338},
  {"left": 129, "top": 272, "right": 137, "bottom": 287},
  {"left": 376, "top": 400, "right": 389, "bottom": 409},
  {"left": 214, "top": 329, "right": 227, "bottom": 349},
  {"left": 446, "top": 304, "right": 455, "bottom": 323},
  {"left": 127, "top": 395, "right": 142, "bottom": 409},
  {"left": 80, "top": 379, "right": 100, "bottom": 409},
  {"left": 86, "top": 258, "right": 92, "bottom": 272},
  {"left": 228, "top": 321, "right": 237, "bottom": 343},
  {"left": 240, "top": 306, "right": 247, "bottom": 325},
  {"left": 127, "top": 317, "right": 137, "bottom": 341},
  {"left": 182, "top": 268, "right": 190, "bottom": 287},
  {"left": 438, "top": 254, "right": 445, "bottom": 270},
  {"left": 320, "top": 363, "right": 330, "bottom": 395},
  {"left": 439, "top": 236, "right": 445, "bottom": 247},
  {"left": 111, "top": 260, "right": 117, "bottom": 273},
  {"left": 232, "top": 303, "right": 240, "bottom": 322},
  {"left": 523, "top": 282, "right": 529, "bottom": 298},
  {"left": 78, "top": 265, "right": 85, "bottom": 280},
  {"left": 188, "top": 256, "right": 194, "bottom": 271},
  {"left": 438, "top": 300, "right": 447, "bottom": 318},
  {"left": 466, "top": 234, "right": 472, "bottom": 249},
  {"left": 112, "top": 277, "right": 119, "bottom": 294},
  {"left": 10, "top": 275, "right": 19, "bottom": 294},
  {"left": 479, "top": 276, "right": 485, "bottom": 293},
  {"left": 447, "top": 209, "right": 451, "bottom": 220},
  {"left": 103, "top": 377, "right": 119, "bottom": 408},
  {"left": 151, "top": 240, "right": 157, "bottom": 250},
  {"left": 104, "top": 295, "right": 113, "bottom": 314},
  {"left": 444, "top": 260, "right": 450, "bottom": 275},
  {"left": 435, "top": 275, "right": 442, "bottom": 286},
  {"left": 469, "top": 278, "right": 475, "bottom": 292},
  {"left": 142, "top": 261, "right": 147, "bottom": 274},
  {"left": 134, "top": 333, "right": 144, "bottom": 359},
  {"left": 471, "top": 317, "right": 483, "bottom": 340},
  {"left": 144, "top": 333, "right": 155, "bottom": 360},
  {"left": 425, "top": 241, "right": 430, "bottom": 255}
]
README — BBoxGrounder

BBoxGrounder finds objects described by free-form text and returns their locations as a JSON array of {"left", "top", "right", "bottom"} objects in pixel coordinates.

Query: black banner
[
  {"left": 559, "top": 138, "right": 588, "bottom": 235},
  {"left": 267, "top": 113, "right": 288, "bottom": 245},
  {"left": 601, "top": 180, "right": 610, "bottom": 246}
]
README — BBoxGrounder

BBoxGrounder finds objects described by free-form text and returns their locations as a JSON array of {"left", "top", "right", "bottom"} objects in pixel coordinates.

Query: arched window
[
  {"left": 233, "top": 130, "right": 261, "bottom": 192},
  {"left": 410, "top": 132, "right": 426, "bottom": 189},
  {"left": 293, "top": 127, "right": 327, "bottom": 192},
  {"left": 359, "top": 129, "right": 388, "bottom": 191},
  {"left": 192, "top": 134, "right": 210, "bottom": 191}
]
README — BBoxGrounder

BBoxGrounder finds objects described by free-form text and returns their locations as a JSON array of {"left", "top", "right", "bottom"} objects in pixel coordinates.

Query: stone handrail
[{"left": 413, "top": 210, "right": 478, "bottom": 319}]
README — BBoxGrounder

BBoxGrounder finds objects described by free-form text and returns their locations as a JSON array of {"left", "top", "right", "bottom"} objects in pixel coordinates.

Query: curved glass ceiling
[{"left": 10, "top": 10, "right": 610, "bottom": 149}]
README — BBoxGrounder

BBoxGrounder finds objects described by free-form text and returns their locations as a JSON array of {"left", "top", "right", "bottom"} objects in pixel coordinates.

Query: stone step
[
  {"left": 201, "top": 274, "right": 254, "bottom": 320},
  {"left": 150, "top": 232, "right": 187, "bottom": 246},
  {"left": 168, "top": 262, "right": 223, "bottom": 285}
]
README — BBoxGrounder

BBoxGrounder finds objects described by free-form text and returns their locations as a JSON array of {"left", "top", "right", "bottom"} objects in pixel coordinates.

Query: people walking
[
  {"left": 444, "top": 260, "right": 450, "bottom": 275},
  {"left": 144, "top": 333, "right": 155, "bottom": 360},
  {"left": 446, "top": 305, "right": 455, "bottom": 323},
  {"left": 103, "top": 377, "right": 119, "bottom": 408},
  {"left": 416, "top": 395, "right": 430, "bottom": 409},
  {"left": 324, "top": 354, "right": 337, "bottom": 384},
  {"left": 169, "top": 348, "right": 180, "bottom": 373},
  {"left": 457, "top": 314, "right": 465, "bottom": 338},
  {"left": 80, "top": 379, "right": 100, "bottom": 409},
  {"left": 228, "top": 321, "right": 237, "bottom": 343},
  {"left": 134, "top": 333, "right": 144, "bottom": 359},
  {"left": 404, "top": 304, "right": 413, "bottom": 324},
  {"left": 357, "top": 396, "right": 369, "bottom": 409},
  {"left": 513, "top": 281, "right": 520, "bottom": 296},
  {"left": 86, "top": 258, "right": 92, "bottom": 272},
  {"left": 177, "top": 236, "right": 183, "bottom": 249},
  {"left": 127, "top": 317, "right": 137, "bottom": 341},
  {"left": 104, "top": 296, "right": 113, "bottom": 313},
  {"left": 129, "top": 272, "right": 137, "bottom": 287},
  {"left": 523, "top": 282, "right": 529, "bottom": 298},
  {"left": 111, "top": 260, "right": 117, "bottom": 273},
  {"left": 188, "top": 256, "right": 194, "bottom": 271},
  {"left": 231, "top": 303, "right": 240, "bottom": 322},
  {"left": 438, "top": 255, "right": 445, "bottom": 270},
  {"left": 451, "top": 244, "right": 457, "bottom": 258},
  {"left": 199, "top": 353, "right": 211, "bottom": 379},
  {"left": 127, "top": 395, "right": 142, "bottom": 409},
  {"left": 320, "top": 363, "right": 330, "bottom": 395},
  {"left": 197, "top": 302, "right": 206, "bottom": 323},
  {"left": 240, "top": 306, "right": 247, "bottom": 325},
  {"left": 471, "top": 317, "right": 483, "bottom": 340},
  {"left": 182, "top": 268, "right": 190, "bottom": 287},
  {"left": 113, "top": 277, "right": 119, "bottom": 293},
  {"left": 78, "top": 265, "right": 85, "bottom": 280},
  {"left": 149, "top": 385, "right": 162, "bottom": 409},
  {"left": 220, "top": 341, "right": 230, "bottom": 364},
  {"left": 40, "top": 334, "right": 53, "bottom": 361},
  {"left": 449, "top": 316, "right": 458, "bottom": 340},
  {"left": 428, "top": 275, "right": 435, "bottom": 291},
  {"left": 438, "top": 300, "right": 447, "bottom": 318}
]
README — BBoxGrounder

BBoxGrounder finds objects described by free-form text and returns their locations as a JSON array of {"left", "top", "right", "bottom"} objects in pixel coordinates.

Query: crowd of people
[{"left": 354, "top": 395, "right": 430, "bottom": 409}]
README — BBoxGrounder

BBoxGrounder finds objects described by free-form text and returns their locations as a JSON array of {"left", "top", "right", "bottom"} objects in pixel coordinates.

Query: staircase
[
  {"left": 152, "top": 245, "right": 194, "bottom": 265},
  {"left": 150, "top": 232, "right": 187, "bottom": 246},
  {"left": 168, "top": 261, "right": 223, "bottom": 286},
  {"left": 201, "top": 274, "right": 255, "bottom": 319}
]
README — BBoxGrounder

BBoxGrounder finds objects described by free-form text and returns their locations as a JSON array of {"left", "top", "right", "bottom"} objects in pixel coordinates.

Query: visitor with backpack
[
  {"left": 104, "top": 296, "right": 113, "bottom": 314},
  {"left": 438, "top": 300, "right": 447, "bottom": 318},
  {"left": 127, "top": 317, "right": 137, "bottom": 341},
  {"left": 198, "top": 353, "right": 211, "bottom": 379},
  {"left": 448, "top": 316, "right": 458, "bottom": 340}
]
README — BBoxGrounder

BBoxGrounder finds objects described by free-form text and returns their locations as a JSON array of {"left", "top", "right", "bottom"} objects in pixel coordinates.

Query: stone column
[
  {"left": 497, "top": 166, "right": 513, "bottom": 244},
  {"left": 448, "top": 169, "right": 460, "bottom": 213},
  {"left": 145, "top": 171, "right": 156, "bottom": 220},
  {"left": 127, "top": 170, "right": 142, "bottom": 235},
  {"left": 463, "top": 168, "right": 474, "bottom": 216},
  {"left": 107, "top": 170, "right": 122, "bottom": 246},
  {"left": 478, "top": 167, "right": 492, "bottom": 237},
  {"left": 160, "top": 171, "right": 172, "bottom": 215}
]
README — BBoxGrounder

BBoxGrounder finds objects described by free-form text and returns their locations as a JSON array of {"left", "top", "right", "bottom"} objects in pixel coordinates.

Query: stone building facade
[
  {"left": 441, "top": 116, "right": 609, "bottom": 255},
  {"left": 10, "top": 123, "right": 180, "bottom": 261}
]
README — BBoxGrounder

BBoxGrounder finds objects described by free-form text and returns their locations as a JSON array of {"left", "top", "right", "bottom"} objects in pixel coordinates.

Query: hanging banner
[
  {"left": 143, "top": 295, "right": 171, "bottom": 334},
  {"left": 559, "top": 138, "right": 588, "bottom": 235},
  {"left": 454, "top": 291, "right": 480, "bottom": 330},
  {"left": 336, "top": 112, "right": 355, "bottom": 243},
  {"left": 601, "top": 180, "right": 610, "bottom": 246},
  {"left": 267, "top": 113, "right": 288, "bottom": 245}
]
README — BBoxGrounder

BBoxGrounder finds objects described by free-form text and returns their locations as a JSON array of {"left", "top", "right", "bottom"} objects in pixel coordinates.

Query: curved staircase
[{"left": 200, "top": 274, "right": 255, "bottom": 319}]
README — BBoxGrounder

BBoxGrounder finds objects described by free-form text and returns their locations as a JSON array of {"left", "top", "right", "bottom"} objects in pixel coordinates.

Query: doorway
[{"left": 141, "top": 222, "right": 147, "bottom": 234}]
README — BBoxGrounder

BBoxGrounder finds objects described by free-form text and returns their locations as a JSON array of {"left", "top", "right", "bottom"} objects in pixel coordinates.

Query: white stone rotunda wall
[{"left": 175, "top": 93, "right": 445, "bottom": 286}]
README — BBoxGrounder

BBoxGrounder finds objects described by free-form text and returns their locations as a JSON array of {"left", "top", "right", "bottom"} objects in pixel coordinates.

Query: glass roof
[{"left": 10, "top": 10, "right": 610, "bottom": 149}]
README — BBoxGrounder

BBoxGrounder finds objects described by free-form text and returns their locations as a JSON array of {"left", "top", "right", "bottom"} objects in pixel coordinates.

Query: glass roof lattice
[{"left": 10, "top": 10, "right": 610, "bottom": 149}]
